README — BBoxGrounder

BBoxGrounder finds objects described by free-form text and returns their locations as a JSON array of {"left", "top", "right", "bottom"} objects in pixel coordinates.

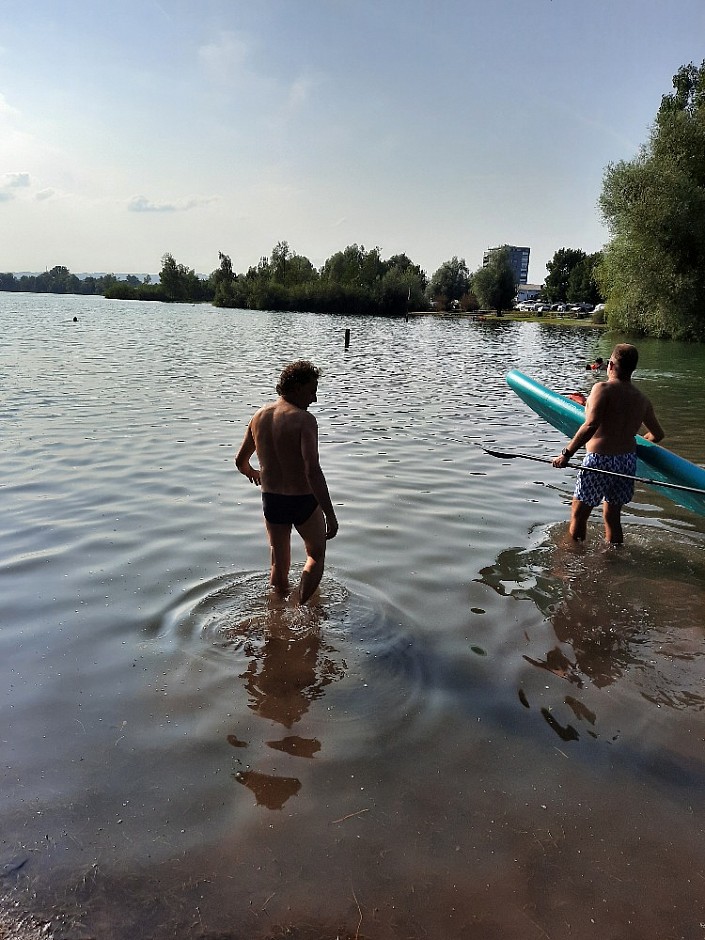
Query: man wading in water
[
  {"left": 236, "top": 360, "right": 338, "bottom": 604},
  {"left": 552, "top": 343, "right": 664, "bottom": 544}
]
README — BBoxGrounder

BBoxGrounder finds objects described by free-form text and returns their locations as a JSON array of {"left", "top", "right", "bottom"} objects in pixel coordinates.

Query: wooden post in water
[{"left": 344, "top": 328, "right": 350, "bottom": 349}]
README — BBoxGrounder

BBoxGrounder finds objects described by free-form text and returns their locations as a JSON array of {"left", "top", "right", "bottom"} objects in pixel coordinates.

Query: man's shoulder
[
  {"left": 252, "top": 401, "right": 277, "bottom": 421},
  {"left": 297, "top": 408, "right": 318, "bottom": 430},
  {"left": 266, "top": 400, "right": 318, "bottom": 428},
  {"left": 589, "top": 379, "right": 610, "bottom": 400}
]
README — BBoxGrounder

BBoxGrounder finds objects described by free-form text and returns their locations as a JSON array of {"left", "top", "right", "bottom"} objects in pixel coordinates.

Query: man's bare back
[
  {"left": 582, "top": 378, "right": 661, "bottom": 455},
  {"left": 249, "top": 399, "right": 315, "bottom": 494}
]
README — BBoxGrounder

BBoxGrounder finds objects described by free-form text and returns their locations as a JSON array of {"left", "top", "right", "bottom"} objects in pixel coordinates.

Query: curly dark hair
[{"left": 276, "top": 360, "right": 321, "bottom": 395}]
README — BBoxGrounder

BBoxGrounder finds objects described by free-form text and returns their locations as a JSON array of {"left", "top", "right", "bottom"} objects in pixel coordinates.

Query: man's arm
[
  {"left": 641, "top": 401, "right": 665, "bottom": 444},
  {"left": 235, "top": 423, "right": 261, "bottom": 485},
  {"left": 552, "top": 384, "right": 605, "bottom": 467},
  {"left": 300, "top": 415, "right": 338, "bottom": 539}
]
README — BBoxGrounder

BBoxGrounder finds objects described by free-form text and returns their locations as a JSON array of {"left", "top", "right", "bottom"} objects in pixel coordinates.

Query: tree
[
  {"left": 34, "top": 265, "right": 81, "bottom": 294},
  {"left": 377, "top": 254, "right": 428, "bottom": 314},
  {"left": 599, "top": 61, "right": 705, "bottom": 339},
  {"left": 321, "top": 244, "right": 384, "bottom": 288},
  {"left": 543, "top": 248, "right": 587, "bottom": 302},
  {"left": 471, "top": 247, "right": 515, "bottom": 314},
  {"left": 269, "top": 241, "right": 317, "bottom": 287},
  {"left": 428, "top": 257, "right": 470, "bottom": 309},
  {"left": 159, "top": 253, "right": 207, "bottom": 303},
  {"left": 212, "top": 251, "right": 239, "bottom": 307},
  {"left": 159, "top": 253, "right": 183, "bottom": 301},
  {"left": 566, "top": 252, "right": 604, "bottom": 305}
]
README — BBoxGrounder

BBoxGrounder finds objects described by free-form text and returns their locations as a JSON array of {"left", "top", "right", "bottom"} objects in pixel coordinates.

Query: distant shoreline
[
  {"left": 0, "top": 292, "right": 607, "bottom": 328},
  {"left": 407, "top": 310, "right": 608, "bottom": 327}
]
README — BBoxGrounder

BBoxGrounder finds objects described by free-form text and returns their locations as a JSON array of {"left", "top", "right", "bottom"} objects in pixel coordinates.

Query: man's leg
[
  {"left": 569, "top": 498, "right": 593, "bottom": 541},
  {"left": 265, "top": 521, "right": 292, "bottom": 594},
  {"left": 603, "top": 501, "right": 623, "bottom": 544},
  {"left": 294, "top": 507, "right": 327, "bottom": 604}
]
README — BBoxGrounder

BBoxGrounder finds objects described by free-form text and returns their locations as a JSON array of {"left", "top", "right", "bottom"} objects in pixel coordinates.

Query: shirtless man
[
  {"left": 552, "top": 344, "right": 664, "bottom": 543},
  {"left": 235, "top": 360, "right": 338, "bottom": 604}
]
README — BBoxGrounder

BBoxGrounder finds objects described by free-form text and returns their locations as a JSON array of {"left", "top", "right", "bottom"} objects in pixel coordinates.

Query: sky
[{"left": 1, "top": 0, "right": 704, "bottom": 283}]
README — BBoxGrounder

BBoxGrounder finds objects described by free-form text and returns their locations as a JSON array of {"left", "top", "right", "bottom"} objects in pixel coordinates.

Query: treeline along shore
[
  {"left": 0, "top": 244, "right": 515, "bottom": 318},
  {"left": 1, "top": 242, "right": 603, "bottom": 321}
]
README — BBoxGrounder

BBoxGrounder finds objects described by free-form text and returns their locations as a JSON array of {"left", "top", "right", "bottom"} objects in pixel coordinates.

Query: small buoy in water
[
  {"left": 344, "top": 328, "right": 350, "bottom": 349},
  {"left": 73, "top": 316, "right": 78, "bottom": 322}
]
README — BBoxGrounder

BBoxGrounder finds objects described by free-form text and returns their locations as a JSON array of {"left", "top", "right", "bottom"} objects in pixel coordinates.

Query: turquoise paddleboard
[{"left": 506, "top": 369, "right": 705, "bottom": 516}]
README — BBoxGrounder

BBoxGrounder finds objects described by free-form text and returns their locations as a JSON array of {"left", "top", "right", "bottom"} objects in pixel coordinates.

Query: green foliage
[
  {"left": 471, "top": 247, "right": 515, "bottom": 314},
  {"left": 210, "top": 242, "right": 428, "bottom": 316},
  {"left": 0, "top": 267, "right": 154, "bottom": 297},
  {"left": 320, "top": 244, "right": 385, "bottom": 288},
  {"left": 567, "top": 252, "right": 603, "bottom": 305},
  {"left": 104, "top": 281, "right": 135, "bottom": 300},
  {"left": 211, "top": 251, "right": 240, "bottom": 307},
  {"left": 428, "top": 257, "right": 470, "bottom": 307},
  {"left": 159, "top": 253, "right": 212, "bottom": 303},
  {"left": 599, "top": 60, "right": 705, "bottom": 339},
  {"left": 543, "top": 248, "right": 586, "bottom": 302},
  {"left": 544, "top": 248, "right": 604, "bottom": 304}
]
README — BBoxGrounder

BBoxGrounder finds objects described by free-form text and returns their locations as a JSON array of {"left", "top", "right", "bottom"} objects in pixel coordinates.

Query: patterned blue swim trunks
[{"left": 574, "top": 452, "right": 637, "bottom": 507}]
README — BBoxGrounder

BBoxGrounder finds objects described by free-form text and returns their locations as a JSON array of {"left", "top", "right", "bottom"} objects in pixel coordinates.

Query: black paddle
[{"left": 481, "top": 446, "right": 705, "bottom": 497}]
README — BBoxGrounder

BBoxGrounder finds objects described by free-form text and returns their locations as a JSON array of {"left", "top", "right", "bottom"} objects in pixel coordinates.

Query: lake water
[{"left": 2, "top": 292, "right": 705, "bottom": 940}]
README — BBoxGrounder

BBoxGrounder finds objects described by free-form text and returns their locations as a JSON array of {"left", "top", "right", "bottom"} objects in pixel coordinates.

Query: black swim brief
[{"left": 262, "top": 492, "right": 318, "bottom": 526}]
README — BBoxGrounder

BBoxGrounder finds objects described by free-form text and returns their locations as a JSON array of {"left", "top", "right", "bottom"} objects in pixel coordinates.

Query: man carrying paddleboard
[{"left": 552, "top": 344, "right": 664, "bottom": 543}]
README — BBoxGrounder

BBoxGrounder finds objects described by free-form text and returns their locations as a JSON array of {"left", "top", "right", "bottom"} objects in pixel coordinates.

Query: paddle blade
[{"left": 481, "top": 446, "right": 519, "bottom": 460}]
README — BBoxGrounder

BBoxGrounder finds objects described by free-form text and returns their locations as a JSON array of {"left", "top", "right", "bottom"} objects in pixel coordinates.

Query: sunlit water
[{"left": 2, "top": 293, "right": 705, "bottom": 939}]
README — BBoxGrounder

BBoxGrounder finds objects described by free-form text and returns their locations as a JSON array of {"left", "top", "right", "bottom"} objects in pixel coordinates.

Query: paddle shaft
[{"left": 482, "top": 448, "right": 705, "bottom": 497}]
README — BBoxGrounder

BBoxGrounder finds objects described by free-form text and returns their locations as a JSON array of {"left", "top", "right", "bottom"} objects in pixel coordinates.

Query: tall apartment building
[{"left": 483, "top": 245, "right": 530, "bottom": 286}]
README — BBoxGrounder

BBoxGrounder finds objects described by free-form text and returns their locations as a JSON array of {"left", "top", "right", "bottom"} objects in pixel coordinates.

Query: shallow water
[{"left": 2, "top": 293, "right": 705, "bottom": 939}]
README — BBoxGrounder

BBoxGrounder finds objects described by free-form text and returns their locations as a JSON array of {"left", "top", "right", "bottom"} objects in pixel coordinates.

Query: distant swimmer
[
  {"left": 585, "top": 357, "right": 606, "bottom": 371},
  {"left": 553, "top": 344, "right": 664, "bottom": 544},
  {"left": 235, "top": 360, "right": 338, "bottom": 605}
]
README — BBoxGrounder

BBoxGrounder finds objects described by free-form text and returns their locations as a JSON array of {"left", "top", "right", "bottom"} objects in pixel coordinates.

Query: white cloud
[
  {"left": 0, "top": 92, "right": 19, "bottom": 118},
  {"left": 0, "top": 191, "right": 14, "bottom": 203},
  {"left": 35, "top": 188, "right": 56, "bottom": 201},
  {"left": 198, "top": 30, "right": 251, "bottom": 84},
  {"left": 287, "top": 76, "right": 314, "bottom": 112},
  {"left": 6, "top": 171, "right": 30, "bottom": 188},
  {"left": 128, "top": 194, "right": 216, "bottom": 213}
]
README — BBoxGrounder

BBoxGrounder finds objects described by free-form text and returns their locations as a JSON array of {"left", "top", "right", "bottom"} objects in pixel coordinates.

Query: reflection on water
[
  {"left": 153, "top": 568, "right": 433, "bottom": 818},
  {"left": 233, "top": 592, "right": 346, "bottom": 809},
  {"left": 3, "top": 295, "right": 705, "bottom": 939},
  {"left": 479, "top": 522, "right": 705, "bottom": 745}
]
